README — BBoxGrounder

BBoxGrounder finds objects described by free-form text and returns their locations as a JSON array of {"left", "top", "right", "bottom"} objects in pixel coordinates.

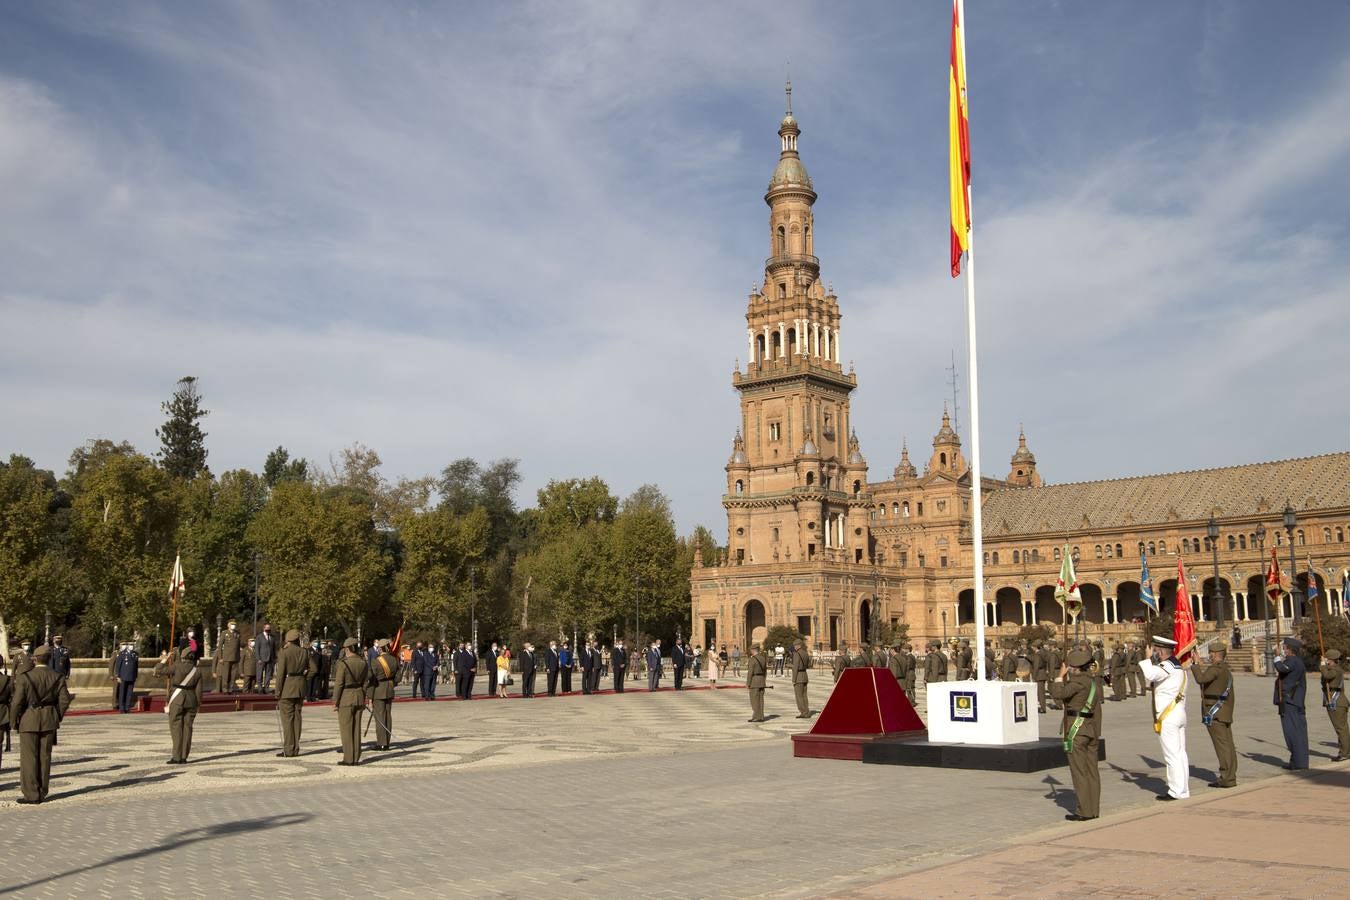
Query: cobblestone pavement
[{"left": 0, "top": 673, "right": 1342, "bottom": 897}]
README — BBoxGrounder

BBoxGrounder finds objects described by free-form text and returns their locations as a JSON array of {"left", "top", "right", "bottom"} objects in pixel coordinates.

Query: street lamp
[
  {"left": 633, "top": 574, "right": 641, "bottom": 645},
  {"left": 940, "top": 608, "right": 947, "bottom": 643},
  {"left": 251, "top": 552, "right": 262, "bottom": 635},
  {"left": 1283, "top": 503, "right": 1299, "bottom": 628},
  {"left": 469, "top": 567, "right": 478, "bottom": 655},
  {"left": 1256, "top": 522, "right": 1270, "bottom": 672},
  {"left": 1207, "top": 517, "right": 1225, "bottom": 630}
]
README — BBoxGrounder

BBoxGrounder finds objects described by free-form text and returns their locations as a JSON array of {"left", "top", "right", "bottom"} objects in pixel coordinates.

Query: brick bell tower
[{"left": 724, "top": 81, "right": 868, "bottom": 570}]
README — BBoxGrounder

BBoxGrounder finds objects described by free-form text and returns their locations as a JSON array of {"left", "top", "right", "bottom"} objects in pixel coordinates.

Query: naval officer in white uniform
[{"left": 1139, "top": 634, "right": 1191, "bottom": 800}]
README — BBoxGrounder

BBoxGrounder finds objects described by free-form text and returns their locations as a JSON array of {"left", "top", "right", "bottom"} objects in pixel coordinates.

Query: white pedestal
[{"left": 925, "top": 681, "right": 1040, "bottom": 745}]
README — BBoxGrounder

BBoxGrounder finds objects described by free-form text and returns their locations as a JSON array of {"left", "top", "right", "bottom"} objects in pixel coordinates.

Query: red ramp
[{"left": 791, "top": 667, "right": 926, "bottom": 760}]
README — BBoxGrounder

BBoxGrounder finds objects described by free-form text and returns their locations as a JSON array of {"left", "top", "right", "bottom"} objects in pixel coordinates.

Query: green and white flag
[{"left": 1054, "top": 544, "right": 1082, "bottom": 617}]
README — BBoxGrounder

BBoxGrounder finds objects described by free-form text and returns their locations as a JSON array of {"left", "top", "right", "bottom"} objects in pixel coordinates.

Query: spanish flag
[{"left": 949, "top": 0, "right": 971, "bottom": 277}]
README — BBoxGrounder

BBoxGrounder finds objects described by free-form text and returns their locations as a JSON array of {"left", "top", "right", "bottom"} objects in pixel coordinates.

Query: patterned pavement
[{"left": 0, "top": 672, "right": 1343, "bottom": 897}]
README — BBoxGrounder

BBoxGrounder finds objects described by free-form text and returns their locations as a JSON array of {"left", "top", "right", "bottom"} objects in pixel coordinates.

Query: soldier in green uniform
[
  {"left": 1031, "top": 640, "right": 1050, "bottom": 712},
  {"left": 789, "top": 640, "right": 812, "bottom": 718},
  {"left": 955, "top": 638, "right": 972, "bottom": 680},
  {"left": 886, "top": 643, "right": 904, "bottom": 688},
  {"left": 214, "top": 619, "right": 242, "bottom": 693},
  {"left": 1191, "top": 639, "right": 1236, "bottom": 787},
  {"left": 11, "top": 645, "right": 72, "bottom": 803},
  {"left": 12, "top": 640, "right": 34, "bottom": 676},
  {"left": 332, "top": 637, "right": 370, "bottom": 766},
  {"left": 274, "top": 629, "right": 313, "bottom": 757},
  {"left": 1047, "top": 642, "right": 1065, "bottom": 710},
  {"left": 831, "top": 642, "right": 851, "bottom": 682},
  {"left": 1049, "top": 647, "right": 1101, "bottom": 821},
  {"left": 998, "top": 645, "right": 1017, "bottom": 682},
  {"left": 746, "top": 644, "right": 768, "bottom": 722},
  {"left": 1124, "top": 641, "right": 1141, "bottom": 698},
  {"left": 1107, "top": 642, "right": 1127, "bottom": 701},
  {"left": 856, "top": 642, "right": 875, "bottom": 667},
  {"left": 154, "top": 642, "right": 204, "bottom": 764},
  {"left": 1321, "top": 649, "right": 1349, "bottom": 761},
  {"left": 923, "top": 641, "right": 946, "bottom": 685},
  {"left": 368, "top": 638, "right": 401, "bottom": 751},
  {"left": 900, "top": 644, "right": 917, "bottom": 701}
]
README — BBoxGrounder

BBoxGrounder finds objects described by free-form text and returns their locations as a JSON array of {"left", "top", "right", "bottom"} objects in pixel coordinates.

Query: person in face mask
[{"left": 215, "top": 619, "right": 242, "bottom": 694}]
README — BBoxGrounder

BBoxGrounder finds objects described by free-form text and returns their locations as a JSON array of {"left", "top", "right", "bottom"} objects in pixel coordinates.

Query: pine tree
[{"left": 156, "top": 376, "right": 209, "bottom": 481}]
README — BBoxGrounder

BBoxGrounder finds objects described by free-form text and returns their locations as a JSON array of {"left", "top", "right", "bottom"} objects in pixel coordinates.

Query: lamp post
[
  {"left": 1255, "top": 522, "right": 1270, "bottom": 674},
  {"left": 1283, "top": 503, "right": 1299, "bottom": 628},
  {"left": 1207, "top": 517, "right": 1225, "bottom": 630},
  {"left": 251, "top": 552, "right": 262, "bottom": 635},
  {"left": 940, "top": 609, "right": 948, "bottom": 644},
  {"left": 469, "top": 567, "right": 478, "bottom": 655},
  {"left": 633, "top": 574, "right": 641, "bottom": 645}
]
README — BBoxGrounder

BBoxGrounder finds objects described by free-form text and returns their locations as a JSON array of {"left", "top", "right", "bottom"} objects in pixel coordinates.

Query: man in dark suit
[
  {"left": 671, "top": 641, "right": 686, "bottom": 690},
  {"left": 1273, "top": 637, "right": 1309, "bottom": 769},
  {"left": 457, "top": 642, "right": 478, "bottom": 699},
  {"left": 580, "top": 640, "right": 597, "bottom": 694},
  {"left": 254, "top": 623, "right": 278, "bottom": 693},
  {"left": 410, "top": 641, "right": 426, "bottom": 698},
  {"left": 646, "top": 641, "right": 663, "bottom": 691},
  {"left": 420, "top": 642, "right": 438, "bottom": 700},
  {"left": 519, "top": 643, "right": 537, "bottom": 697},
  {"left": 485, "top": 642, "right": 500, "bottom": 697},
  {"left": 112, "top": 641, "right": 139, "bottom": 712},
  {"left": 612, "top": 640, "right": 628, "bottom": 693},
  {"left": 545, "top": 641, "right": 561, "bottom": 696}
]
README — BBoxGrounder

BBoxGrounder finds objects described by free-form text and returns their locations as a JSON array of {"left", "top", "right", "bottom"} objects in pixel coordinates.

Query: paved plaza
[{"left": 1, "top": 672, "right": 1344, "bottom": 897}]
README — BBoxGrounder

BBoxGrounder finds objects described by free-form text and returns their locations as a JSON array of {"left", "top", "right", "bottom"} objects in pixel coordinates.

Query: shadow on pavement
[
  {"left": 1041, "top": 773, "right": 1077, "bottom": 813},
  {"left": 44, "top": 771, "right": 180, "bottom": 803},
  {"left": 1107, "top": 761, "right": 1166, "bottom": 795},
  {"left": 0, "top": 811, "right": 312, "bottom": 895}
]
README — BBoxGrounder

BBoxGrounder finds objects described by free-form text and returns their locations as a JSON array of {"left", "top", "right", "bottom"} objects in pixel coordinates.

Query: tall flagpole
[{"left": 957, "top": 0, "right": 987, "bottom": 682}]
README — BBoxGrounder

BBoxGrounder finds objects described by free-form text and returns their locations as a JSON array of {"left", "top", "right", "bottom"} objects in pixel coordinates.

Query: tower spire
[{"left": 785, "top": 67, "right": 792, "bottom": 116}]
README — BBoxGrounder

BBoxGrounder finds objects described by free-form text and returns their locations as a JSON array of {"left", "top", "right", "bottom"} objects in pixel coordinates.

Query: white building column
[
  {"left": 812, "top": 322, "right": 820, "bottom": 357},
  {"left": 823, "top": 327, "right": 831, "bottom": 362},
  {"left": 832, "top": 328, "right": 840, "bottom": 364},
  {"left": 761, "top": 325, "right": 770, "bottom": 360},
  {"left": 1021, "top": 600, "right": 1029, "bottom": 626},
  {"left": 777, "top": 321, "right": 785, "bottom": 359},
  {"left": 746, "top": 329, "right": 754, "bottom": 366},
  {"left": 823, "top": 514, "right": 831, "bottom": 548}
]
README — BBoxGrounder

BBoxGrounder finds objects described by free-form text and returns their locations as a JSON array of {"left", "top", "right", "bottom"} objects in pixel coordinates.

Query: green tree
[
  {"left": 394, "top": 505, "right": 490, "bottom": 629},
  {"left": 0, "top": 456, "right": 82, "bottom": 653},
  {"left": 246, "top": 480, "right": 389, "bottom": 634},
  {"left": 174, "top": 469, "right": 268, "bottom": 630},
  {"left": 263, "top": 446, "right": 309, "bottom": 486},
  {"left": 67, "top": 448, "right": 179, "bottom": 638},
  {"left": 156, "top": 376, "right": 210, "bottom": 480}
]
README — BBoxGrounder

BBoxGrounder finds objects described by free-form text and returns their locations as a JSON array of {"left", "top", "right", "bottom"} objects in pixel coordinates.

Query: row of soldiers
[{"left": 823, "top": 637, "right": 1156, "bottom": 712}]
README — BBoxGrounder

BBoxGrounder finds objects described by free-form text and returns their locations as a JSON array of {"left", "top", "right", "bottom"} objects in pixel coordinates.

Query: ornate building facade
[{"left": 689, "top": 94, "right": 1350, "bottom": 652}]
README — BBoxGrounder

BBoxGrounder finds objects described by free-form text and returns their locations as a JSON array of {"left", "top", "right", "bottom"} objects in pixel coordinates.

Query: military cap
[
  {"left": 752, "top": 643, "right": 761, "bottom": 651},
  {"left": 1207, "top": 641, "right": 1227, "bottom": 653},
  {"left": 1283, "top": 637, "right": 1303, "bottom": 651},
  {"left": 284, "top": 628, "right": 301, "bottom": 643},
  {"left": 342, "top": 637, "right": 359, "bottom": 649},
  {"left": 227, "top": 618, "right": 237, "bottom": 626},
  {"left": 52, "top": 634, "right": 63, "bottom": 641},
  {"left": 32, "top": 644, "right": 52, "bottom": 661},
  {"left": 376, "top": 638, "right": 390, "bottom": 649},
  {"left": 1324, "top": 648, "right": 1341, "bottom": 660},
  {"left": 1066, "top": 648, "right": 1092, "bottom": 668},
  {"left": 1151, "top": 635, "right": 1177, "bottom": 646}
]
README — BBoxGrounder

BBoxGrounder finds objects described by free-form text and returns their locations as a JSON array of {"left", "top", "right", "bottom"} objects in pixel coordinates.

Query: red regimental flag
[
  {"left": 1173, "top": 560, "right": 1197, "bottom": 660},
  {"left": 1265, "top": 548, "right": 1283, "bottom": 602}
]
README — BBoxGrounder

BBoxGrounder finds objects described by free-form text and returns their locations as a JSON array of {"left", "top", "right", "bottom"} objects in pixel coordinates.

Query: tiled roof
[{"left": 981, "top": 452, "right": 1350, "bottom": 536}]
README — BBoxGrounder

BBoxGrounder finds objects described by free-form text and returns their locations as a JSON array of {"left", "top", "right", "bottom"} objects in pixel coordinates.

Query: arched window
[
  {"left": 940, "top": 452, "right": 947, "bottom": 466},
  {"left": 1203, "top": 536, "right": 1212, "bottom": 552},
  {"left": 1031, "top": 549, "right": 1039, "bottom": 562},
  {"left": 1228, "top": 535, "right": 1237, "bottom": 551},
  {"left": 1115, "top": 543, "right": 1123, "bottom": 558},
  {"left": 1275, "top": 530, "right": 1283, "bottom": 546},
  {"left": 1094, "top": 545, "right": 1103, "bottom": 559},
  {"left": 983, "top": 552, "right": 989, "bottom": 565},
  {"left": 1338, "top": 526, "right": 1345, "bottom": 542},
  {"left": 805, "top": 471, "right": 815, "bottom": 486},
  {"left": 902, "top": 501, "right": 910, "bottom": 517},
  {"left": 1159, "top": 540, "right": 1166, "bottom": 554},
  {"left": 772, "top": 527, "right": 779, "bottom": 542},
  {"left": 1324, "top": 527, "right": 1332, "bottom": 543},
  {"left": 1182, "top": 538, "right": 1191, "bottom": 553},
  {"left": 734, "top": 480, "right": 744, "bottom": 495},
  {"left": 1104, "top": 544, "right": 1113, "bottom": 558},
  {"left": 878, "top": 504, "right": 886, "bottom": 517},
  {"left": 776, "top": 225, "right": 786, "bottom": 255},
  {"left": 756, "top": 334, "right": 766, "bottom": 362},
  {"left": 1297, "top": 529, "right": 1305, "bottom": 545},
  {"left": 852, "top": 479, "right": 861, "bottom": 496},
  {"left": 1072, "top": 546, "right": 1081, "bottom": 560},
  {"left": 1148, "top": 541, "right": 1156, "bottom": 555},
  {"left": 917, "top": 502, "right": 924, "bottom": 516},
  {"left": 1239, "top": 535, "right": 1246, "bottom": 550},
  {"left": 991, "top": 551, "right": 999, "bottom": 565},
  {"left": 803, "top": 224, "right": 811, "bottom": 253},
  {"left": 1054, "top": 547, "right": 1061, "bottom": 561},
  {"left": 1012, "top": 550, "right": 1020, "bottom": 564}
]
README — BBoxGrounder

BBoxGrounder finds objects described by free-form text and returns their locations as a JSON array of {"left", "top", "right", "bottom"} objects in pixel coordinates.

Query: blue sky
[{"left": 3, "top": 1, "right": 1350, "bottom": 535}]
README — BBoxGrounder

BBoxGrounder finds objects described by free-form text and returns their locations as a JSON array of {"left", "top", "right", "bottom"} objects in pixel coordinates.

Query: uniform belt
[
  {"left": 1066, "top": 711, "right": 1094, "bottom": 718},
  {"left": 1203, "top": 695, "right": 1223, "bottom": 700}
]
